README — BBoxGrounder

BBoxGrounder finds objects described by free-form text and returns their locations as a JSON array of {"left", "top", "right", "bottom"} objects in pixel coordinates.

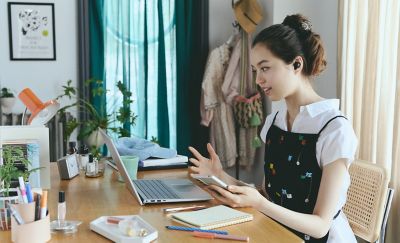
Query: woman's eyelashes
[
  {"left": 251, "top": 66, "right": 270, "bottom": 73},
  {"left": 261, "top": 66, "right": 270, "bottom": 72}
]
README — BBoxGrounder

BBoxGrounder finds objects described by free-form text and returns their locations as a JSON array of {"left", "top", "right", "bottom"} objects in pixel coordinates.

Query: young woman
[{"left": 189, "top": 14, "right": 357, "bottom": 243}]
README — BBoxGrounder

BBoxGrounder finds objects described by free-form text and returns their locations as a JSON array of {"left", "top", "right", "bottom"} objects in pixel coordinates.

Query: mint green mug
[{"left": 118, "top": 155, "right": 139, "bottom": 182}]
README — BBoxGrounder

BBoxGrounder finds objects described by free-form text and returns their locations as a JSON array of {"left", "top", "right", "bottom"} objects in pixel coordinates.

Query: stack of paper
[{"left": 139, "top": 155, "right": 188, "bottom": 169}]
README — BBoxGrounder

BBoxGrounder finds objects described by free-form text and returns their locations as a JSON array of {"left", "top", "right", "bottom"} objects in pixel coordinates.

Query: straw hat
[{"left": 233, "top": 0, "right": 263, "bottom": 33}]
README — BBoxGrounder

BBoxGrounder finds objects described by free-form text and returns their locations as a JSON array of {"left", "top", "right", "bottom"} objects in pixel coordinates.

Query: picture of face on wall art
[{"left": 8, "top": 2, "right": 56, "bottom": 60}]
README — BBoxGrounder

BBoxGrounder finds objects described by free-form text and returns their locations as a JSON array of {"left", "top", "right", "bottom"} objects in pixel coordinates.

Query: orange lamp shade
[{"left": 18, "top": 88, "right": 60, "bottom": 125}]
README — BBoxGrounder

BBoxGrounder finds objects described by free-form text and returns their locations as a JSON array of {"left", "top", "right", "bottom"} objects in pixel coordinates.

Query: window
[{"left": 103, "top": 0, "right": 176, "bottom": 148}]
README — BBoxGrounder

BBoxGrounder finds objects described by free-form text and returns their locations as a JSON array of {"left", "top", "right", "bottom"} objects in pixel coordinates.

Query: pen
[
  {"left": 35, "top": 194, "right": 41, "bottom": 221},
  {"left": 25, "top": 183, "right": 33, "bottom": 203},
  {"left": 40, "top": 190, "right": 48, "bottom": 219},
  {"left": 165, "top": 225, "right": 228, "bottom": 235},
  {"left": 18, "top": 177, "right": 28, "bottom": 203},
  {"left": 193, "top": 231, "right": 249, "bottom": 242},
  {"left": 6, "top": 202, "right": 25, "bottom": 225},
  {"left": 163, "top": 205, "right": 207, "bottom": 213},
  {"left": 16, "top": 187, "right": 23, "bottom": 203}
]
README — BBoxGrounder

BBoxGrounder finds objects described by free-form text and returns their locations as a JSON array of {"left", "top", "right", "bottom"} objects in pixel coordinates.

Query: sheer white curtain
[
  {"left": 338, "top": 0, "right": 400, "bottom": 242},
  {"left": 103, "top": 0, "right": 176, "bottom": 147}
]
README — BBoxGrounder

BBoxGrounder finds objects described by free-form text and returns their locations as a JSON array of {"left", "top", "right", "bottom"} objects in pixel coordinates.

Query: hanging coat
[
  {"left": 222, "top": 31, "right": 258, "bottom": 168},
  {"left": 200, "top": 43, "right": 237, "bottom": 168}
]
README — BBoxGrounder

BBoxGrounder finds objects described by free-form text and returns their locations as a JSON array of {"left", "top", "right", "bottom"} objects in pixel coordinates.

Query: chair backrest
[{"left": 343, "top": 160, "right": 390, "bottom": 242}]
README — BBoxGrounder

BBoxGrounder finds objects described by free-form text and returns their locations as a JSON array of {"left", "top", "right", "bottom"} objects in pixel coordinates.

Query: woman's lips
[{"left": 264, "top": 87, "right": 272, "bottom": 96}]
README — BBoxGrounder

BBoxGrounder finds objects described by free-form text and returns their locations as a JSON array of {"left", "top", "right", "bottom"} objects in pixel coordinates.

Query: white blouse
[{"left": 260, "top": 99, "right": 358, "bottom": 243}]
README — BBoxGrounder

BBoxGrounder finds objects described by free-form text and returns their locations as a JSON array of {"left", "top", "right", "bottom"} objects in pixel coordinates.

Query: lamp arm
[{"left": 21, "top": 107, "right": 28, "bottom": 125}]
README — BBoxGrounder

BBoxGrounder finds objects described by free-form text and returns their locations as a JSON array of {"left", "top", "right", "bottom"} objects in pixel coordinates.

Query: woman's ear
[
  {"left": 292, "top": 56, "right": 304, "bottom": 72},
  {"left": 293, "top": 62, "right": 301, "bottom": 70}
]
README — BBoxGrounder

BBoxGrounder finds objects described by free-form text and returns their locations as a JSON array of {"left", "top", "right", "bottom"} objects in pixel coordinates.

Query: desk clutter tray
[{"left": 90, "top": 215, "right": 158, "bottom": 243}]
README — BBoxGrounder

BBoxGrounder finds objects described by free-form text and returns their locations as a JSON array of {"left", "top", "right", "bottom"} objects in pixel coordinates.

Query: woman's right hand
[{"left": 188, "top": 143, "right": 223, "bottom": 177}]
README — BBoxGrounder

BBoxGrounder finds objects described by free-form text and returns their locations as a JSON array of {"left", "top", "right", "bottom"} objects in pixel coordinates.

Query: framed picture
[{"left": 8, "top": 2, "right": 56, "bottom": 60}]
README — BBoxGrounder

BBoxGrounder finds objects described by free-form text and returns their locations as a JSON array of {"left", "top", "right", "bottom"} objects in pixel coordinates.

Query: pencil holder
[{"left": 11, "top": 202, "right": 51, "bottom": 243}]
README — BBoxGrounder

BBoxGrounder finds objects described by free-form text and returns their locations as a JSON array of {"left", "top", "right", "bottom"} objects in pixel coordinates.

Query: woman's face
[{"left": 250, "top": 44, "right": 299, "bottom": 101}]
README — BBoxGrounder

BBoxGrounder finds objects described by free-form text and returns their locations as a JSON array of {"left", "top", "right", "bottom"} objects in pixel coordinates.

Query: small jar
[
  {"left": 78, "top": 145, "right": 89, "bottom": 171},
  {"left": 86, "top": 154, "right": 96, "bottom": 175},
  {"left": 67, "top": 142, "right": 77, "bottom": 155}
]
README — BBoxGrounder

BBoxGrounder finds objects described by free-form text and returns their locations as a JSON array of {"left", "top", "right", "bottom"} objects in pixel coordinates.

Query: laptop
[{"left": 100, "top": 129, "right": 213, "bottom": 205}]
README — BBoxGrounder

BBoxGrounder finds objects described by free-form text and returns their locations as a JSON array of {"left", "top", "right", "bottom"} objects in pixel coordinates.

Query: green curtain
[
  {"left": 88, "top": 0, "right": 106, "bottom": 117},
  {"left": 156, "top": 0, "right": 169, "bottom": 147},
  {"left": 88, "top": 0, "right": 209, "bottom": 154},
  {"left": 175, "top": 0, "right": 209, "bottom": 155}
]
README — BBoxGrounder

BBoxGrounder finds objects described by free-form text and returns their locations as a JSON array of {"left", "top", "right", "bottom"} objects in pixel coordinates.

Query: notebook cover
[{"left": 170, "top": 205, "right": 253, "bottom": 229}]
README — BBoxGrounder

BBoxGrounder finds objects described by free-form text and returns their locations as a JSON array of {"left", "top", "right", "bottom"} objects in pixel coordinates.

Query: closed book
[
  {"left": 140, "top": 155, "right": 188, "bottom": 167},
  {"left": 170, "top": 205, "right": 253, "bottom": 229}
]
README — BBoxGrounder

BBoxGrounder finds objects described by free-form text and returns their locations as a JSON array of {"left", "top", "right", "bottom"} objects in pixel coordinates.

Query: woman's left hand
[{"left": 205, "top": 185, "right": 265, "bottom": 209}]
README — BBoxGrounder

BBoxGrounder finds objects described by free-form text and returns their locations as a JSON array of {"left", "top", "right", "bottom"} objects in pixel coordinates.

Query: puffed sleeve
[{"left": 316, "top": 117, "right": 358, "bottom": 168}]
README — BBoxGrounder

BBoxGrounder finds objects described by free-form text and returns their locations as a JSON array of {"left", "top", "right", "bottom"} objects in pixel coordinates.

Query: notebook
[{"left": 170, "top": 205, "right": 253, "bottom": 229}]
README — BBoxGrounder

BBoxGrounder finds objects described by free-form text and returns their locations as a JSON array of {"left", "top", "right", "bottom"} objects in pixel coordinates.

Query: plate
[{"left": 90, "top": 215, "right": 158, "bottom": 243}]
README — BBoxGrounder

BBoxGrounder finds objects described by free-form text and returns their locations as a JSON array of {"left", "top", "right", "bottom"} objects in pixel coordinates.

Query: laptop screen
[{"left": 99, "top": 129, "right": 144, "bottom": 205}]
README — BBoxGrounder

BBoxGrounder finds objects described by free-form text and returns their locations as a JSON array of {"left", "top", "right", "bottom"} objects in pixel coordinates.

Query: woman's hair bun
[
  {"left": 252, "top": 13, "right": 326, "bottom": 77},
  {"left": 282, "top": 14, "right": 312, "bottom": 39}
]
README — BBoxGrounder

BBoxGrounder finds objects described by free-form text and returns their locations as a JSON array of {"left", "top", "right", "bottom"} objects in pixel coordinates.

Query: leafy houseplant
[
  {"left": 0, "top": 87, "right": 16, "bottom": 113},
  {"left": 0, "top": 88, "right": 14, "bottom": 98},
  {"left": 0, "top": 145, "right": 41, "bottom": 197},
  {"left": 57, "top": 79, "right": 137, "bottom": 147}
]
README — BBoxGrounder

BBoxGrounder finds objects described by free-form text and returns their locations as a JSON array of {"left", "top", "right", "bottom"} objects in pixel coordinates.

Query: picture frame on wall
[{"left": 8, "top": 2, "right": 56, "bottom": 61}]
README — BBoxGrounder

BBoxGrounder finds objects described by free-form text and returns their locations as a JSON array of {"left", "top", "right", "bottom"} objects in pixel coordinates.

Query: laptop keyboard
[{"left": 133, "top": 180, "right": 181, "bottom": 199}]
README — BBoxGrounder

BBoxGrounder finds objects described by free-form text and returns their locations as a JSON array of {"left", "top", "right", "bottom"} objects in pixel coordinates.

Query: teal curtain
[
  {"left": 175, "top": 0, "right": 209, "bottom": 155},
  {"left": 101, "top": 0, "right": 176, "bottom": 147},
  {"left": 88, "top": 0, "right": 106, "bottom": 117},
  {"left": 88, "top": 0, "right": 209, "bottom": 154}
]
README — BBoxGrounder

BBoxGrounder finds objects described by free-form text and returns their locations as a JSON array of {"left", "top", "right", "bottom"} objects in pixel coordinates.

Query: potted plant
[
  {"left": 0, "top": 145, "right": 41, "bottom": 230},
  {"left": 0, "top": 87, "right": 16, "bottom": 113},
  {"left": 57, "top": 79, "right": 137, "bottom": 149}
]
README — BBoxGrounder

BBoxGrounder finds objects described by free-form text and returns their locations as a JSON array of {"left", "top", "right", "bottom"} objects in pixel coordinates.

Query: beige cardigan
[{"left": 200, "top": 43, "right": 237, "bottom": 168}]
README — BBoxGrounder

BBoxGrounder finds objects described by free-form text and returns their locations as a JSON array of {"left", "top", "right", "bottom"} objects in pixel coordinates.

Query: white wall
[
  {"left": 209, "top": 0, "right": 339, "bottom": 100},
  {"left": 273, "top": 0, "right": 338, "bottom": 99},
  {"left": 0, "top": 0, "right": 78, "bottom": 113}
]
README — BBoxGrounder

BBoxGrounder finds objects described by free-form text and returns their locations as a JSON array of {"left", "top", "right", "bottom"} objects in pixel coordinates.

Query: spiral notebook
[{"left": 170, "top": 205, "right": 253, "bottom": 229}]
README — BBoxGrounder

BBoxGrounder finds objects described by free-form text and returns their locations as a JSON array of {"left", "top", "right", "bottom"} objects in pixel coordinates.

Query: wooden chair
[{"left": 343, "top": 160, "right": 394, "bottom": 243}]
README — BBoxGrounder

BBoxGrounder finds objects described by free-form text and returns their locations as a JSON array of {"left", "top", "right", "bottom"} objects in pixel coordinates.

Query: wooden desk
[{"left": 0, "top": 163, "right": 303, "bottom": 243}]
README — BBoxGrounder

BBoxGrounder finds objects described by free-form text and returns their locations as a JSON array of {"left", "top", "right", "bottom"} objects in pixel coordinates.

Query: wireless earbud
[{"left": 293, "top": 62, "right": 301, "bottom": 70}]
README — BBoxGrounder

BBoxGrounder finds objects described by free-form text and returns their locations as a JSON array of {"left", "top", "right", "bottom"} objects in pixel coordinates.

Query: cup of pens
[{"left": 9, "top": 190, "right": 51, "bottom": 243}]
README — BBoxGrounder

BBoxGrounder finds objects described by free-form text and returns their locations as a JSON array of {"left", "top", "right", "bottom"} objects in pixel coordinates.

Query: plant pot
[
  {"left": 85, "top": 129, "right": 104, "bottom": 148},
  {"left": 0, "top": 188, "right": 19, "bottom": 231},
  {"left": 0, "top": 97, "right": 16, "bottom": 114}
]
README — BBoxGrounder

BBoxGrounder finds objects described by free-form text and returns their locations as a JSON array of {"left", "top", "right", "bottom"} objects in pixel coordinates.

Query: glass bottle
[
  {"left": 67, "top": 141, "right": 77, "bottom": 155},
  {"left": 58, "top": 191, "right": 66, "bottom": 227}
]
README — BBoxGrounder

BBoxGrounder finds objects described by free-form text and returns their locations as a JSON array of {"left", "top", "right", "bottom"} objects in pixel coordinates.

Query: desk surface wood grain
[{"left": 0, "top": 163, "right": 303, "bottom": 243}]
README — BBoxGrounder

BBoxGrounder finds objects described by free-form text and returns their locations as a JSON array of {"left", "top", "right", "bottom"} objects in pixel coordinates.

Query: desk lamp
[{"left": 18, "top": 88, "right": 60, "bottom": 125}]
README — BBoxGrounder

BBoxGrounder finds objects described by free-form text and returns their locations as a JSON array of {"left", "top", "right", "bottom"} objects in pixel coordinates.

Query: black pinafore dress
[{"left": 264, "top": 112, "right": 344, "bottom": 242}]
